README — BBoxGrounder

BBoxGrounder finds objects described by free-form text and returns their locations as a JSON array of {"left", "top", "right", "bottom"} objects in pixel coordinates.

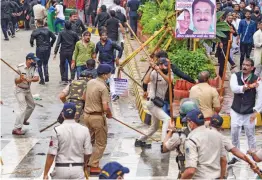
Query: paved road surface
[{"left": 1, "top": 30, "right": 262, "bottom": 179}]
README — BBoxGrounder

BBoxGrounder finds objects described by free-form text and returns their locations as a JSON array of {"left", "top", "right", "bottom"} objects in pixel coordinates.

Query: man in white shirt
[
  {"left": 232, "top": 11, "right": 241, "bottom": 54},
  {"left": 43, "top": 102, "right": 92, "bottom": 179},
  {"left": 228, "top": 58, "right": 262, "bottom": 165},
  {"left": 54, "top": 1, "right": 65, "bottom": 34},
  {"left": 253, "top": 22, "right": 262, "bottom": 73}
]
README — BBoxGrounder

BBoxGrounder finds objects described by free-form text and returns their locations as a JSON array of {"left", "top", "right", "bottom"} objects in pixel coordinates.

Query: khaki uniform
[
  {"left": 189, "top": 83, "right": 220, "bottom": 118},
  {"left": 184, "top": 126, "right": 225, "bottom": 179},
  {"left": 83, "top": 77, "right": 110, "bottom": 167},
  {"left": 48, "top": 120, "right": 92, "bottom": 179},
  {"left": 33, "top": 4, "right": 47, "bottom": 20},
  {"left": 222, "top": 135, "right": 235, "bottom": 152},
  {"left": 62, "top": 80, "right": 87, "bottom": 122},
  {"left": 14, "top": 63, "right": 38, "bottom": 129}
]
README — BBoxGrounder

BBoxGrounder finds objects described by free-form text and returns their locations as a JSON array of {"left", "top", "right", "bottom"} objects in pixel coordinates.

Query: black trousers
[
  {"left": 130, "top": 15, "right": 138, "bottom": 37},
  {"left": 217, "top": 44, "right": 236, "bottom": 78},
  {"left": 9, "top": 16, "right": 16, "bottom": 35},
  {"left": 240, "top": 42, "right": 252, "bottom": 69},
  {"left": 24, "top": 14, "right": 30, "bottom": 30},
  {"left": 60, "top": 51, "right": 76, "bottom": 81},
  {"left": 36, "top": 48, "right": 51, "bottom": 81},
  {"left": 1, "top": 18, "right": 9, "bottom": 39}
]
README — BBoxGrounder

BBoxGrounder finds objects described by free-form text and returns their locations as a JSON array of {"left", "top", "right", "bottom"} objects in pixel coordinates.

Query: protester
[
  {"left": 94, "top": 5, "right": 110, "bottom": 33},
  {"left": 69, "top": 11, "right": 86, "bottom": 37},
  {"left": 234, "top": 3, "right": 244, "bottom": 19},
  {"left": 13, "top": 53, "right": 40, "bottom": 135},
  {"left": 216, "top": 14, "right": 237, "bottom": 78},
  {"left": 99, "top": 162, "right": 130, "bottom": 179},
  {"left": 127, "top": 0, "right": 140, "bottom": 39},
  {"left": 43, "top": 102, "right": 92, "bottom": 179},
  {"left": 251, "top": 6, "right": 262, "bottom": 28},
  {"left": 85, "top": 0, "right": 98, "bottom": 26},
  {"left": 232, "top": 11, "right": 241, "bottom": 54},
  {"left": 30, "top": 19, "right": 56, "bottom": 85},
  {"left": 105, "top": 10, "right": 125, "bottom": 42},
  {"left": 54, "top": 1, "right": 65, "bottom": 35},
  {"left": 54, "top": 21, "right": 79, "bottom": 83},
  {"left": 72, "top": 31, "right": 96, "bottom": 79},
  {"left": 237, "top": 10, "right": 257, "bottom": 69},
  {"left": 253, "top": 21, "right": 262, "bottom": 69},
  {"left": 95, "top": 30, "right": 123, "bottom": 101},
  {"left": 1, "top": 0, "right": 13, "bottom": 40},
  {"left": 229, "top": 58, "right": 262, "bottom": 165}
]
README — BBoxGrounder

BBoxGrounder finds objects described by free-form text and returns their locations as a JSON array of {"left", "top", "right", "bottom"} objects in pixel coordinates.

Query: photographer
[{"left": 162, "top": 99, "right": 199, "bottom": 178}]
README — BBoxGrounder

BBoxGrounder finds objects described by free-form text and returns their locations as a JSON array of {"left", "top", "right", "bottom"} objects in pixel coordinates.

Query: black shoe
[
  {"left": 11, "top": 34, "right": 15, "bottom": 38},
  {"left": 4, "top": 38, "right": 9, "bottom": 41},
  {"left": 7, "top": 30, "right": 12, "bottom": 36},
  {"left": 134, "top": 139, "right": 152, "bottom": 148},
  {"left": 45, "top": 76, "right": 49, "bottom": 82},
  {"left": 228, "top": 158, "right": 238, "bottom": 165},
  {"left": 39, "top": 80, "right": 45, "bottom": 85}
]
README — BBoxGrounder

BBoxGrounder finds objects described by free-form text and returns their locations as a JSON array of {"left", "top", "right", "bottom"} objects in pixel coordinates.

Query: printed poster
[{"left": 175, "top": 0, "right": 216, "bottom": 39}]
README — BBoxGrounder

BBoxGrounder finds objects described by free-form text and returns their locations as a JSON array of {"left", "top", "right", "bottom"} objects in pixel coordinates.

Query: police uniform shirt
[
  {"left": 15, "top": 63, "right": 39, "bottom": 89},
  {"left": 48, "top": 120, "right": 92, "bottom": 163},
  {"left": 189, "top": 83, "right": 221, "bottom": 118},
  {"left": 165, "top": 133, "right": 186, "bottom": 152},
  {"left": 184, "top": 126, "right": 225, "bottom": 179},
  {"left": 149, "top": 70, "right": 174, "bottom": 100},
  {"left": 222, "top": 135, "right": 235, "bottom": 152},
  {"left": 84, "top": 78, "right": 110, "bottom": 114}
]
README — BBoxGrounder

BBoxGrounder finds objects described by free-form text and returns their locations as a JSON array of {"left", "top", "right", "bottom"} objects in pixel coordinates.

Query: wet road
[{"left": 1, "top": 30, "right": 262, "bottom": 179}]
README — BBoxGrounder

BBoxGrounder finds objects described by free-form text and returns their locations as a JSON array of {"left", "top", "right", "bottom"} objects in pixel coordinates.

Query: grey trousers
[
  {"left": 14, "top": 87, "right": 35, "bottom": 129},
  {"left": 51, "top": 166, "right": 85, "bottom": 179}
]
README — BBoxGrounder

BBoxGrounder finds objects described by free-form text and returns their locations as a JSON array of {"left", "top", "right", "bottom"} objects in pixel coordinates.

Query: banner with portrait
[{"left": 175, "top": 0, "right": 216, "bottom": 39}]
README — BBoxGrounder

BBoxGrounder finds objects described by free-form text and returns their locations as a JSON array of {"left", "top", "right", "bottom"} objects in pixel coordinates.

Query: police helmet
[{"left": 179, "top": 98, "right": 199, "bottom": 125}]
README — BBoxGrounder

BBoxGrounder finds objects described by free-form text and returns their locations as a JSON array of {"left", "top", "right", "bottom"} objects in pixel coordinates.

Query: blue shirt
[
  {"left": 238, "top": 19, "right": 257, "bottom": 43},
  {"left": 95, "top": 39, "right": 123, "bottom": 64},
  {"left": 127, "top": 0, "right": 140, "bottom": 17}
]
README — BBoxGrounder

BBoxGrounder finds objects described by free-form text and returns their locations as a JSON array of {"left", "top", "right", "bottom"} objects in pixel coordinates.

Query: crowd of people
[{"left": 3, "top": 0, "right": 262, "bottom": 179}]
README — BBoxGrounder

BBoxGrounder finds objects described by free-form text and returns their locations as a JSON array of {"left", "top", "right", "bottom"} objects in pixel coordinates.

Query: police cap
[
  {"left": 184, "top": 109, "right": 204, "bottom": 126},
  {"left": 210, "top": 114, "right": 223, "bottom": 128},
  {"left": 97, "top": 64, "right": 112, "bottom": 75}
]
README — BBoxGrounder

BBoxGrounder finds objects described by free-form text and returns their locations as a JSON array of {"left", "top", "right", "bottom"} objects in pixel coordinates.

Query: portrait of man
[
  {"left": 176, "top": 9, "right": 194, "bottom": 35},
  {"left": 192, "top": 0, "right": 215, "bottom": 33}
]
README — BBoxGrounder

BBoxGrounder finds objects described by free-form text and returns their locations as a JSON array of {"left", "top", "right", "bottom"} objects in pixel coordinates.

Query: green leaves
[{"left": 216, "top": 11, "right": 225, "bottom": 21}]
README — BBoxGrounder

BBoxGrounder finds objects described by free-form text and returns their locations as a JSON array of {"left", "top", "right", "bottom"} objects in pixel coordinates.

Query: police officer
[
  {"left": 43, "top": 102, "right": 92, "bottom": 179},
  {"left": 135, "top": 57, "right": 173, "bottom": 147},
  {"left": 180, "top": 109, "right": 226, "bottom": 179},
  {"left": 30, "top": 19, "right": 56, "bottom": 85},
  {"left": 83, "top": 64, "right": 113, "bottom": 174},
  {"left": 12, "top": 53, "right": 40, "bottom": 135},
  {"left": 99, "top": 162, "right": 130, "bottom": 179},
  {"left": 59, "top": 59, "right": 97, "bottom": 123},
  {"left": 162, "top": 98, "right": 199, "bottom": 178},
  {"left": 210, "top": 114, "right": 257, "bottom": 169}
]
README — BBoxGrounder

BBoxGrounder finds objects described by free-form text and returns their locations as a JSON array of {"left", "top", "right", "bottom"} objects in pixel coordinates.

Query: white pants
[
  {"left": 230, "top": 109, "right": 256, "bottom": 152},
  {"left": 14, "top": 88, "right": 35, "bottom": 129},
  {"left": 139, "top": 101, "right": 170, "bottom": 142},
  {"left": 51, "top": 166, "right": 85, "bottom": 179}
]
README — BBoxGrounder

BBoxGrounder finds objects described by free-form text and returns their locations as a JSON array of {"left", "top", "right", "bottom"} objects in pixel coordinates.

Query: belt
[
  {"left": 55, "top": 163, "right": 84, "bottom": 167},
  {"left": 87, "top": 112, "right": 103, "bottom": 116},
  {"left": 68, "top": 98, "right": 85, "bottom": 103},
  {"left": 204, "top": 117, "right": 211, "bottom": 121},
  {"left": 17, "top": 86, "right": 29, "bottom": 90}
]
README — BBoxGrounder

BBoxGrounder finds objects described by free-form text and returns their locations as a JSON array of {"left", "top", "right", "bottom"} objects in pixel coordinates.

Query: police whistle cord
[
  {"left": 40, "top": 121, "right": 58, "bottom": 133},
  {"left": 1, "top": 58, "right": 21, "bottom": 75},
  {"left": 111, "top": 117, "right": 159, "bottom": 142}
]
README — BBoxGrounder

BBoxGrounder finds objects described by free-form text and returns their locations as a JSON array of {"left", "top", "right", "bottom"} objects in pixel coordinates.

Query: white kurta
[
  {"left": 253, "top": 30, "right": 262, "bottom": 67},
  {"left": 230, "top": 73, "right": 262, "bottom": 151}
]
